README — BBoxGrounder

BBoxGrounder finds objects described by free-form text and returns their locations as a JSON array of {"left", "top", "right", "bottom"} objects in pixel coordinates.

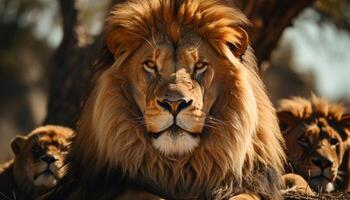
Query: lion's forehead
[
  {"left": 304, "top": 120, "right": 341, "bottom": 140},
  {"left": 28, "top": 132, "right": 70, "bottom": 148},
  {"left": 141, "top": 41, "right": 209, "bottom": 71}
]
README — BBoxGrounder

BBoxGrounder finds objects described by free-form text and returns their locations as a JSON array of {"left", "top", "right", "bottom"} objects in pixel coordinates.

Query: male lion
[
  {"left": 278, "top": 96, "right": 350, "bottom": 193},
  {"left": 46, "top": 0, "right": 285, "bottom": 199},
  {"left": 0, "top": 125, "right": 74, "bottom": 200}
]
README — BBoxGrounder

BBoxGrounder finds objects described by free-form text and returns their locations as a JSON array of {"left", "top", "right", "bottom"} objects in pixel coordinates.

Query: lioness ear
[
  {"left": 227, "top": 27, "right": 249, "bottom": 57},
  {"left": 11, "top": 136, "right": 27, "bottom": 155},
  {"left": 277, "top": 111, "right": 296, "bottom": 134}
]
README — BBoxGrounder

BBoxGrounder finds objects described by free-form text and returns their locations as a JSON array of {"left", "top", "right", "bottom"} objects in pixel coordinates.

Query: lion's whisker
[
  {"left": 337, "top": 170, "right": 345, "bottom": 175},
  {"left": 336, "top": 174, "right": 343, "bottom": 181},
  {"left": 151, "top": 31, "right": 159, "bottom": 49},
  {"left": 142, "top": 37, "right": 156, "bottom": 51},
  {"left": 206, "top": 115, "right": 226, "bottom": 123}
]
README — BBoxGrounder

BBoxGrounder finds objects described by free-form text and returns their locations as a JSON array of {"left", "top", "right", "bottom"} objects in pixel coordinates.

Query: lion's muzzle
[
  {"left": 144, "top": 70, "right": 205, "bottom": 155},
  {"left": 157, "top": 98, "right": 193, "bottom": 116}
]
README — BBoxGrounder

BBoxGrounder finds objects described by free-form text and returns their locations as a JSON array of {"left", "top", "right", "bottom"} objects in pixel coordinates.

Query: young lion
[
  {"left": 278, "top": 96, "right": 350, "bottom": 193},
  {"left": 0, "top": 125, "right": 74, "bottom": 200}
]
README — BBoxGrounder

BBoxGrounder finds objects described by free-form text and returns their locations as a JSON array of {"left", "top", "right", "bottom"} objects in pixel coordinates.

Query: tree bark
[
  {"left": 44, "top": 0, "right": 314, "bottom": 127},
  {"left": 44, "top": 0, "right": 120, "bottom": 127}
]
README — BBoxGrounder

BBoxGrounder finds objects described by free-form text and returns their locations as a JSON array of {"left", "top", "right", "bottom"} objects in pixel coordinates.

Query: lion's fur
[
  {"left": 0, "top": 125, "right": 74, "bottom": 200},
  {"left": 278, "top": 95, "right": 348, "bottom": 122},
  {"left": 282, "top": 173, "right": 315, "bottom": 196},
  {"left": 278, "top": 95, "right": 350, "bottom": 192},
  {"left": 48, "top": 0, "right": 285, "bottom": 199}
]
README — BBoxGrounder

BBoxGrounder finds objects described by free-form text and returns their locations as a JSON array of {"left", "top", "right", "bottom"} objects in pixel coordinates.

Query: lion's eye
[
  {"left": 298, "top": 136, "right": 310, "bottom": 147},
  {"left": 143, "top": 60, "right": 157, "bottom": 73},
  {"left": 194, "top": 61, "right": 208, "bottom": 74},
  {"left": 330, "top": 138, "right": 339, "bottom": 146},
  {"left": 31, "top": 145, "right": 43, "bottom": 156}
]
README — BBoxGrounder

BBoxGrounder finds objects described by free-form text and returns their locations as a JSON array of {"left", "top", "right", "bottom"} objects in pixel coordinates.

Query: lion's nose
[
  {"left": 41, "top": 155, "right": 57, "bottom": 164},
  {"left": 157, "top": 99, "right": 193, "bottom": 115},
  {"left": 312, "top": 157, "right": 333, "bottom": 170}
]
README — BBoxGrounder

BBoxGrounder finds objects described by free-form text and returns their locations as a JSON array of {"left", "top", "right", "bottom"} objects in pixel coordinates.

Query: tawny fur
[
  {"left": 0, "top": 125, "right": 74, "bottom": 200},
  {"left": 278, "top": 95, "right": 350, "bottom": 192},
  {"left": 46, "top": 0, "right": 285, "bottom": 199},
  {"left": 282, "top": 173, "right": 315, "bottom": 196}
]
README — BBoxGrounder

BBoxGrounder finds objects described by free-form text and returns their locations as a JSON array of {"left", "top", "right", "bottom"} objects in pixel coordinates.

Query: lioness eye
[
  {"left": 143, "top": 60, "right": 157, "bottom": 73},
  {"left": 330, "top": 138, "right": 339, "bottom": 146},
  {"left": 194, "top": 61, "right": 208, "bottom": 74},
  {"left": 298, "top": 136, "right": 310, "bottom": 147},
  {"left": 32, "top": 145, "right": 43, "bottom": 156}
]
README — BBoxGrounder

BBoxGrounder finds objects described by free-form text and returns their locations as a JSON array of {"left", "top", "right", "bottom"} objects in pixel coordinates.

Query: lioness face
[
  {"left": 280, "top": 115, "right": 346, "bottom": 192},
  {"left": 11, "top": 126, "right": 73, "bottom": 193},
  {"left": 124, "top": 36, "right": 221, "bottom": 155}
]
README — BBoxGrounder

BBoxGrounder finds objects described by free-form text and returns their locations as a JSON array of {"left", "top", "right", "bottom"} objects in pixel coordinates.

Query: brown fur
[
  {"left": 46, "top": 0, "right": 285, "bottom": 199},
  {"left": 0, "top": 125, "right": 74, "bottom": 200},
  {"left": 282, "top": 173, "right": 315, "bottom": 196},
  {"left": 278, "top": 95, "right": 350, "bottom": 192}
]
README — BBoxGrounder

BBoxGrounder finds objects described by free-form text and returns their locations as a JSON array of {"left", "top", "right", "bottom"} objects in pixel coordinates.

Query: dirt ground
[{"left": 284, "top": 192, "right": 350, "bottom": 200}]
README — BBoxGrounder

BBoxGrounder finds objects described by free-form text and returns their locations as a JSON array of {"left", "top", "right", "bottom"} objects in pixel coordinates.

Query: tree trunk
[
  {"left": 44, "top": 0, "right": 314, "bottom": 127},
  {"left": 236, "top": 0, "right": 313, "bottom": 66}
]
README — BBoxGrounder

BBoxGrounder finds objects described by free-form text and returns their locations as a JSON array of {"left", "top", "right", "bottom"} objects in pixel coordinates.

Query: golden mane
[
  {"left": 277, "top": 95, "right": 348, "bottom": 121},
  {"left": 49, "top": 0, "right": 286, "bottom": 199},
  {"left": 106, "top": 0, "right": 249, "bottom": 66}
]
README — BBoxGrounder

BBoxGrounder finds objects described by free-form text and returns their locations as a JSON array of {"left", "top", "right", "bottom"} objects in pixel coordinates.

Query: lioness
[{"left": 0, "top": 125, "right": 74, "bottom": 200}]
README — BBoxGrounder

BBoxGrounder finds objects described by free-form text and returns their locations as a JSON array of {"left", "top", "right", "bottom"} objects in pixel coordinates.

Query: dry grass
[{"left": 284, "top": 191, "right": 350, "bottom": 200}]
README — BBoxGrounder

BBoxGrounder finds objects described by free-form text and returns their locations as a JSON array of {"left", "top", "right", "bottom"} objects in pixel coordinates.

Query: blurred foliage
[
  {"left": 316, "top": 0, "right": 350, "bottom": 30},
  {"left": 0, "top": 0, "right": 51, "bottom": 134},
  {"left": 77, "top": 0, "right": 110, "bottom": 36},
  {"left": 0, "top": 0, "right": 48, "bottom": 74}
]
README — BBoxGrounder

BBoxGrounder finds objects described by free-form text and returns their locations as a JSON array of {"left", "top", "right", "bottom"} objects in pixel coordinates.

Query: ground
[{"left": 284, "top": 192, "right": 350, "bottom": 200}]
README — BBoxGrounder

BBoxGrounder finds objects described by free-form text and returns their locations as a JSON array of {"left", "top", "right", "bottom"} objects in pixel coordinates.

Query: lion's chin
[
  {"left": 310, "top": 177, "right": 335, "bottom": 193},
  {"left": 34, "top": 171, "right": 57, "bottom": 188},
  {"left": 152, "top": 129, "right": 200, "bottom": 156}
]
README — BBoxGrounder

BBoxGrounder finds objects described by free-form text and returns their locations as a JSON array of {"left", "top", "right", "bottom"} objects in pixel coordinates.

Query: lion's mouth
[
  {"left": 34, "top": 169, "right": 56, "bottom": 180},
  {"left": 310, "top": 174, "right": 333, "bottom": 182},
  {"left": 309, "top": 174, "right": 336, "bottom": 192},
  {"left": 149, "top": 125, "right": 200, "bottom": 138}
]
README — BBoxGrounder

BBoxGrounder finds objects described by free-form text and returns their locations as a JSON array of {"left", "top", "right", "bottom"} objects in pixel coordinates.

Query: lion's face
[
  {"left": 124, "top": 38, "right": 222, "bottom": 155},
  {"left": 282, "top": 117, "right": 344, "bottom": 192},
  {"left": 278, "top": 99, "right": 350, "bottom": 192},
  {"left": 11, "top": 126, "right": 74, "bottom": 194}
]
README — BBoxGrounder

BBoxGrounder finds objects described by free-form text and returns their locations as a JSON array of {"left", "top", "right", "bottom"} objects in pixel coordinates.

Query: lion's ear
[
  {"left": 106, "top": 29, "right": 119, "bottom": 56},
  {"left": 277, "top": 111, "right": 296, "bottom": 134},
  {"left": 227, "top": 27, "right": 249, "bottom": 57},
  {"left": 11, "top": 136, "right": 27, "bottom": 155}
]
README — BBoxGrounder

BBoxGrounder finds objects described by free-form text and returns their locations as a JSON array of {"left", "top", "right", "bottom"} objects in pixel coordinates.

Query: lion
[
  {"left": 0, "top": 125, "right": 74, "bottom": 200},
  {"left": 277, "top": 95, "right": 350, "bottom": 193},
  {"left": 45, "top": 0, "right": 285, "bottom": 199}
]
